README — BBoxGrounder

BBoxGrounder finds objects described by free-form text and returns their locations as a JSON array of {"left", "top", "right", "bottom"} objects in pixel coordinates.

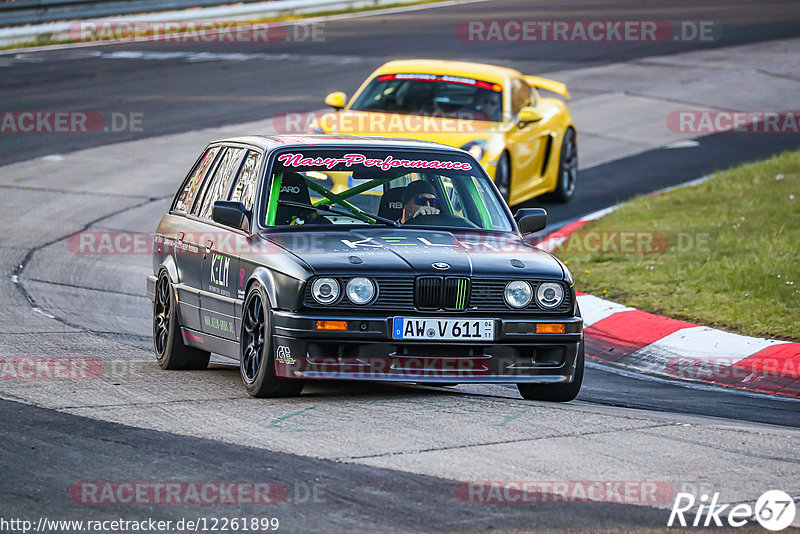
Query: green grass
[{"left": 557, "top": 149, "right": 800, "bottom": 341}]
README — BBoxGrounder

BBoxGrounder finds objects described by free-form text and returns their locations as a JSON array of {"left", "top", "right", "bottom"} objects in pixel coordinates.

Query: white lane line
[
  {"left": 0, "top": 0, "right": 491, "bottom": 56},
  {"left": 99, "top": 50, "right": 365, "bottom": 64}
]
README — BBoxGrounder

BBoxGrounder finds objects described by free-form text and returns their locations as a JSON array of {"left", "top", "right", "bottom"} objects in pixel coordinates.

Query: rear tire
[
  {"left": 517, "top": 340, "right": 584, "bottom": 402},
  {"left": 240, "top": 284, "right": 304, "bottom": 398},
  {"left": 549, "top": 128, "right": 577, "bottom": 203},
  {"left": 153, "top": 272, "right": 210, "bottom": 370}
]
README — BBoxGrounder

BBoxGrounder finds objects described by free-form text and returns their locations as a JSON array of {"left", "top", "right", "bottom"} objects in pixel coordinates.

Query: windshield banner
[{"left": 276, "top": 152, "right": 473, "bottom": 171}]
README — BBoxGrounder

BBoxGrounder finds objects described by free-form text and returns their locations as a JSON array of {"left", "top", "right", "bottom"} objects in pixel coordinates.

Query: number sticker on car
[{"left": 392, "top": 318, "right": 495, "bottom": 341}]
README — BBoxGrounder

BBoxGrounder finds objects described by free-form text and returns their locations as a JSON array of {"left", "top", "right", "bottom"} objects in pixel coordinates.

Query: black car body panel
[{"left": 148, "top": 135, "right": 583, "bottom": 387}]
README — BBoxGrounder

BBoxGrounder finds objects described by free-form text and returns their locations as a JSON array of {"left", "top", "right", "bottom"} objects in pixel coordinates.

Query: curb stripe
[
  {"left": 585, "top": 310, "right": 694, "bottom": 366},
  {"left": 577, "top": 294, "right": 635, "bottom": 327}
]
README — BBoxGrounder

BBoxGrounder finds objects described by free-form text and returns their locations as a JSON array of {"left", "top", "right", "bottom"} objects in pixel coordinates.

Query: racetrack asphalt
[{"left": 1, "top": 0, "right": 799, "bottom": 531}]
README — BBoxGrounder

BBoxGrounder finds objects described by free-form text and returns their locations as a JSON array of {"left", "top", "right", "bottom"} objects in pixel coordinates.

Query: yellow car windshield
[{"left": 350, "top": 74, "right": 504, "bottom": 122}]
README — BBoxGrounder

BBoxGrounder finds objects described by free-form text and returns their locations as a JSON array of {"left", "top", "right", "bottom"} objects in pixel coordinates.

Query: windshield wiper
[{"left": 277, "top": 200, "right": 399, "bottom": 227}]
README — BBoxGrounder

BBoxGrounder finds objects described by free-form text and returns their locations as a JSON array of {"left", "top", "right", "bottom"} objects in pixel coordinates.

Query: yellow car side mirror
[
  {"left": 325, "top": 92, "right": 347, "bottom": 110},
  {"left": 517, "top": 107, "right": 543, "bottom": 128}
]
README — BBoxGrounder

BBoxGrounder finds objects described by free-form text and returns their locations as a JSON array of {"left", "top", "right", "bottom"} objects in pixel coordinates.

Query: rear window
[{"left": 173, "top": 146, "right": 221, "bottom": 213}]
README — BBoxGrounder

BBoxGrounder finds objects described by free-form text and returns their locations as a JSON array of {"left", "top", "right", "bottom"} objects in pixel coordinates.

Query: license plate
[{"left": 392, "top": 317, "right": 495, "bottom": 341}]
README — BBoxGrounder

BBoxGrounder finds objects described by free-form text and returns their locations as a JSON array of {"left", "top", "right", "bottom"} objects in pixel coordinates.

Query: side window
[
  {"left": 173, "top": 146, "right": 221, "bottom": 213},
  {"left": 196, "top": 147, "right": 247, "bottom": 219},
  {"left": 229, "top": 150, "right": 262, "bottom": 212},
  {"left": 510, "top": 78, "right": 532, "bottom": 116}
]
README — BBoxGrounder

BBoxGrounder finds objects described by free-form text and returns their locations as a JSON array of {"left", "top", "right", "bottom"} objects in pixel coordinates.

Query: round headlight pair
[
  {"left": 311, "top": 277, "right": 375, "bottom": 305},
  {"left": 504, "top": 281, "right": 564, "bottom": 309}
]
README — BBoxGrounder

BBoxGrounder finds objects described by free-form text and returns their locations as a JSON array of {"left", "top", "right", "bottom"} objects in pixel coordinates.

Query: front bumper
[{"left": 272, "top": 311, "right": 583, "bottom": 383}]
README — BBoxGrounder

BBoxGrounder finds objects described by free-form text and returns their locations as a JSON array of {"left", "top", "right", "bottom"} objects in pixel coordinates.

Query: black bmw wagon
[{"left": 147, "top": 135, "right": 584, "bottom": 400}]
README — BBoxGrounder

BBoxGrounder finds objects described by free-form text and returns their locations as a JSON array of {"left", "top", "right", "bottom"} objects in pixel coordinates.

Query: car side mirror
[
  {"left": 325, "top": 91, "right": 347, "bottom": 110},
  {"left": 514, "top": 207, "right": 547, "bottom": 234},
  {"left": 517, "top": 106, "right": 543, "bottom": 128},
  {"left": 212, "top": 201, "right": 250, "bottom": 232}
]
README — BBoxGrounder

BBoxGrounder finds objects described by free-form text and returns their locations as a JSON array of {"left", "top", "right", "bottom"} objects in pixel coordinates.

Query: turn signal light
[
  {"left": 536, "top": 323, "right": 565, "bottom": 334},
  {"left": 316, "top": 320, "right": 347, "bottom": 331}
]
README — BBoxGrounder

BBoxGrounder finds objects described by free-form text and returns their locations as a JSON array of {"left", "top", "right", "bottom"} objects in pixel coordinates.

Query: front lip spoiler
[{"left": 294, "top": 373, "right": 570, "bottom": 384}]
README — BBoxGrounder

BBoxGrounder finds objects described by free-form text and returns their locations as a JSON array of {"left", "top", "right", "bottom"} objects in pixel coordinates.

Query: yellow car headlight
[{"left": 461, "top": 140, "right": 488, "bottom": 160}]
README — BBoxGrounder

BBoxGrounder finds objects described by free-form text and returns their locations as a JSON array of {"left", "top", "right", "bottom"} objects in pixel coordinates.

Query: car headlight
[
  {"left": 504, "top": 281, "right": 532, "bottom": 309},
  {"left": 460, "top": 139, "right": 488, "bottom": 160},
  {"left": 346, "top": 277, "right": 376, "bottom": 305},
  {"left": 536, "top": 282, "right": 565, "bottom": 309},
  {"left": 311, "top": 277, "right": 339, "bottom": 304}
]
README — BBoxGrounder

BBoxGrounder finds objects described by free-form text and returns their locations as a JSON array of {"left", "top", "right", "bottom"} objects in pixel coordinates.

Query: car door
[
  {"left": 505, "top": 78, "right": 550, "bottom": 197},
  {"left": 169, "top": 144, "right": 223, "bottom": 333},
  {"left": 226, "top": 148, "right": 264, "bottom": 338},
  {"left": 195, "top": 145, "right": 248, "bottom": 340}
]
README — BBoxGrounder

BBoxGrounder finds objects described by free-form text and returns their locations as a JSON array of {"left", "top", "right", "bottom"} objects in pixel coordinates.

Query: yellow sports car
[{"left": 307, "top": 59, "right": 577, "bottom": 205}]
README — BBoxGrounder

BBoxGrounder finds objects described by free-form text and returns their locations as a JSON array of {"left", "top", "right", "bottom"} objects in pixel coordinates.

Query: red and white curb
[
  {"left": 534, "top": 187, "right": 800, "bottom": 399},
  {"left": 576, "top": 293, "right": 800, "bottom": 398}
]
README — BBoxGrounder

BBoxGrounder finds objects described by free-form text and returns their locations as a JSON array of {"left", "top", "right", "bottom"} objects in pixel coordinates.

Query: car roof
[
  {"left": 373, "top": 59, "right": 522, "bottom": 84},
  {"left": 212, "top": 134, "right": 464, "bottom": 153}
]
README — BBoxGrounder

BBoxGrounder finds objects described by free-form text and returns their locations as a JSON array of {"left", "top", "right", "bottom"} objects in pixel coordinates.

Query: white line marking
[
  {"left": 0, "top": 0, "right": 490, "bottom": 55},
  {"left": 32, "top": 307, "right": 56, "bottom": 319}
]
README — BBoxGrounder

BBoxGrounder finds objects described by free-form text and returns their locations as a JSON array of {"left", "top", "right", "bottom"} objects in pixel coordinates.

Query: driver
[
  {"left": 475, "top": 91, "right": 502, "bottom": 120},
  {"left": 400, "top": 180, "right": 441, "bottom": 223}
]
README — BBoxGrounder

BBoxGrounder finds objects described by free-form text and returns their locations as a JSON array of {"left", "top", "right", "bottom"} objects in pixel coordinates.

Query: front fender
[{"left": 247, "top": 267, "right": 306, "bottom": 311}]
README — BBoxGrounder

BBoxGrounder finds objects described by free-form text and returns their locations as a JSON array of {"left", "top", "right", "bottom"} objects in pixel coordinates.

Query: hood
[
  {"left": 261, "top": 227, "right": 565, "bottom": 280},
  {"left": 314, "top": 110, "right": 506, "bottom": 148}
]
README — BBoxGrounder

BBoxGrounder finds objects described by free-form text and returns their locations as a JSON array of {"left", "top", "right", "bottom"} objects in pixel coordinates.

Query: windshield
[
  {"left": 261, "top": 149, "right": 513, "bottom": 232},
  {"left": 350, "top": 74, "right": 505, "bottom": 122}
]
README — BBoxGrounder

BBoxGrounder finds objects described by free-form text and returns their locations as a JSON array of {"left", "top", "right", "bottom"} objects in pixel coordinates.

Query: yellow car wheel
[
  {"left": 550, "top": 128, "right": 578, "bottom": 203},
  {"left": 495, "top": 152, "right": 511, "bottom": 204}
]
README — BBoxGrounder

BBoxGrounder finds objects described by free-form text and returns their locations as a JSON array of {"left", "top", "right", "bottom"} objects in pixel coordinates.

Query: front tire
[
  {"left": 153, "top": 273, "right": 210, "bottom": 370},
  {"left": 494, "top": 152, "right": 511, "bottom": 205},
  {"left": 240, "top": 284, "right": 304, "bottom": 398},
  {"left": 517, "top": 340, "right": 584, "bottom": 402},
  {"left": 549, "top": 128, "right": 578, "bottom": 203}
]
